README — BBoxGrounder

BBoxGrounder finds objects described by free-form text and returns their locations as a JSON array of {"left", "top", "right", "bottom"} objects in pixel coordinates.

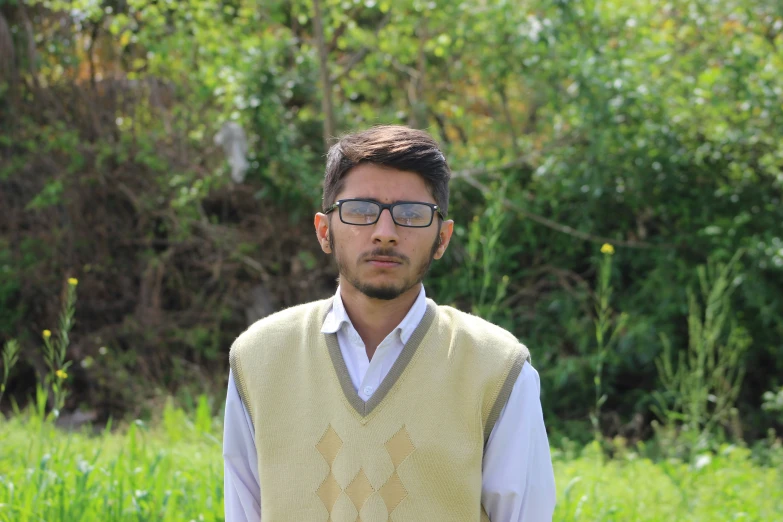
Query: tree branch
[
  {"left": 452, "top": 157, "right": 533, "bottom": 180},
  {"left": 452, "top": 161, "right": 669, "bottom": 250},
  {"left": 326, "top": 22, "right": 347, "bottom": 53},
  {"left": 330, "top": 11, "right": 392, "bottom": 83}
]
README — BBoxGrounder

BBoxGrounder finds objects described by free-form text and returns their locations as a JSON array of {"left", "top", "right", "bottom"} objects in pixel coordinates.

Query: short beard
[
  {"left": 355, "top": 281, "right": 408, "bottom": 301},
  {"left": 331, "top": 224, "right": 441, "bottom": 301}
]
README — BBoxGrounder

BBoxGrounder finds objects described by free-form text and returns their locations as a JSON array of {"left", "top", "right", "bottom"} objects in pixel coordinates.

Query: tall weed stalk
[
  {"left": 652, "top": 250, "right": 750, "bottom": 456},
  {"left": 0, "top": 277, "right": 78, "bottom": 422},
  {"left": 40, "top": 277, "right": 79, "bottom": 420},
  {"left": 590, "top": 243, "right": 628, "bottom": 441},
  {"left": 464, "top": 183, "right": 511, "bottom": 322},
  {"left": 1, "top": 339, "right": 20, "bottom": 408}
]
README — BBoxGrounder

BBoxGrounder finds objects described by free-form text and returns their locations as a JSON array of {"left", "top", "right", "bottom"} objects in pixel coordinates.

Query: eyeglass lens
[{"left": 341, "top": 201, "right": 433, "bottom": 227}]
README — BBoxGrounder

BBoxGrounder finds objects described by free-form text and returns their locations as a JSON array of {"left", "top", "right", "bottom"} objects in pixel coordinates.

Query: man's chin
[{"left": 358, "top": 284, "right": 406, "bottom": 301}]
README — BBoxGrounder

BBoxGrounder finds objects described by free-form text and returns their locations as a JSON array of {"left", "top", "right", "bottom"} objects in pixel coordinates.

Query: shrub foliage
[{"left": 1, "top": 0, "right": 782, "bottom": 440}]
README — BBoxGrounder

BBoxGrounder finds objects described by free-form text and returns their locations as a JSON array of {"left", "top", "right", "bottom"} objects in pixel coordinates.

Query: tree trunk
[
  {"left": 498, "top": 82, "right": 521, "bottom": 158},
  {"left": 408, "top": 18, "right": 428, "bottom": 129},
  {"left": 312, "top": 0, "right": 336, "bottom": 149},
  {"left": 0, "top": 12, "right": 15, "bottom": 87}
]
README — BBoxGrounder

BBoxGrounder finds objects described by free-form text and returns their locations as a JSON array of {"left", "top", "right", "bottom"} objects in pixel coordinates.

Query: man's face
[{"left": 315, "top": 163, "right": 454, "bottom": 301}]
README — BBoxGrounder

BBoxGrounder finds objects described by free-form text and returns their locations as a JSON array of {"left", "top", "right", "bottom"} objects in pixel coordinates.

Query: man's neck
[{"left": 339, "top": 283, "right": 421, "bottom": 360}]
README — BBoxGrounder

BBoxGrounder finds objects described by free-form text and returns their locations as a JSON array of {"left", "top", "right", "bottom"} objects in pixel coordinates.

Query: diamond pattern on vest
[
  {"left": 317, "top": 425, "right": 344, "bottom": 514},
  {"left": 317, "top": 473, "right": 342, "bottom": 512},
  {"left": 384, "top": 426, "right": 415, "bottom": 468},
  {"left": 378, "top": 471, "right": 407, "bottom": 513},
  {"left": 345, "top": 468, "right": 374, "bottom": 511},
  {"left": 379, "top": 426, "right": 414, "bottom": 515},
  {"left": 315, "top": 424, "right": 417, "bottom": 520},
  {"left": 317, "top": 425, "right": 344, "bottom": 465}
]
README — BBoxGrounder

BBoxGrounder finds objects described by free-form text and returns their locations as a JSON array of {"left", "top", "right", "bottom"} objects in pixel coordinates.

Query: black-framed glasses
[{"left": 325, "top": 198, "right": 445, "bottom": 228}]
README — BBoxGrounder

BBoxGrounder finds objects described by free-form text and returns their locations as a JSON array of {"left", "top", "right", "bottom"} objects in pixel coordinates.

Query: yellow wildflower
[
  {"left": 56, "top": 369, "right": 68, "bottom": 380},
  {"left": 68, "top": 277, "right": 78, "bottom": 286},
  {"left": 601, "top": 243, "right": 615, "bottom": 255},
  {"left": 43, "top": 329, "right": 52, "bottom": 340}
]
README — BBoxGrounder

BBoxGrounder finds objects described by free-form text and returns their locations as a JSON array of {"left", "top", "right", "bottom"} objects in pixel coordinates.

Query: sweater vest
[{"left": 229, "top": 298, "right": 529, "bottom": 522}]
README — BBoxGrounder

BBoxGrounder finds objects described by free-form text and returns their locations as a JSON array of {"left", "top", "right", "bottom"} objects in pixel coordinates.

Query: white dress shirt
[{"left": 223, "top": 285, "right": 556, "bottom": 521}]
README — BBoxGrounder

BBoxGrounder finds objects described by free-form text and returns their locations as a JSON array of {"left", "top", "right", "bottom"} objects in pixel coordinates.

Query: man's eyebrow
[
  {"left": 342, "top": 197, "right": 385, "bottom": 203},
  {"left": 345, "top": 197, "right": 431, "bottom": 203}
]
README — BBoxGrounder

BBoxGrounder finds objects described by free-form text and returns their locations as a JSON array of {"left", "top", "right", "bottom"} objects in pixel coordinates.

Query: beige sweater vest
[{"left": 229, "top": 298, "right": 529, "bottom": 522}]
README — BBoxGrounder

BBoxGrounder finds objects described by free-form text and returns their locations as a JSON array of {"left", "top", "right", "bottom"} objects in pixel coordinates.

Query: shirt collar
[{"left": 321, "top": 285, "right": 427, "bottom": 345}]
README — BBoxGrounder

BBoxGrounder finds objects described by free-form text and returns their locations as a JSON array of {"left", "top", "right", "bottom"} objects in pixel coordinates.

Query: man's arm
[
  {"left": 481, "top": 362, "right": 557, "bottom": 521},
  {"left": 223, "top": 369, "right": 262, "bottom": 521}
]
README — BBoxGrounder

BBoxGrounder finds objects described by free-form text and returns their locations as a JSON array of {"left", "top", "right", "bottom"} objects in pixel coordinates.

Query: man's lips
[{"left": 366, "top": 256, "right": 403, "bottom": 267}]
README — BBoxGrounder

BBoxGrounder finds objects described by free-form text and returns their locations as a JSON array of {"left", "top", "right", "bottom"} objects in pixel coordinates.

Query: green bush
[{"left": 2, "top": 0, "right": 781, "bottom": 442}]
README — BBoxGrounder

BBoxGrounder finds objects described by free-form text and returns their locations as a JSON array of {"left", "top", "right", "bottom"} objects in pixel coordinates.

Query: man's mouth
[{"left": 366, "top": 256, "right": 403, "bottom": 267}]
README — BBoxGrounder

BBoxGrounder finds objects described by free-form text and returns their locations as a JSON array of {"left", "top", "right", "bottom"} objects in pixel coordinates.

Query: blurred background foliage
[{"left": 1, "top": 0, "right": 782, "bottom": 444}]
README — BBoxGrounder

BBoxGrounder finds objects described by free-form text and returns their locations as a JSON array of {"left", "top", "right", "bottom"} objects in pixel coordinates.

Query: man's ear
[
  {"left": 314, "top": 212, "right": 332, "bottom": 254},
  {"left": 433, "top": 219, "right": 454, "bottom": 260}
]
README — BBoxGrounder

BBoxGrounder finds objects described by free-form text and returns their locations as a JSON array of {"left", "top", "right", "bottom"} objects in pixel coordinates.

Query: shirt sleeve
[
  {"left": 481, "top": 362, "right": 557, "bottom": 522},
  {"left": 223, "top": 369, "right": 262, "bottom": 522}
]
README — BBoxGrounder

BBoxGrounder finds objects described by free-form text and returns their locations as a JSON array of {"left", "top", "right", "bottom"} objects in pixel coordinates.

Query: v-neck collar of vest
[{"left": 323, "top": 298, "right": 437, "bottom": 418}]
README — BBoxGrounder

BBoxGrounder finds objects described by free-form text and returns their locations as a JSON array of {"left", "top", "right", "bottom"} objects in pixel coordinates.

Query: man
[{"left": 223, "top": 125, "right": 556, "bottom": 521}]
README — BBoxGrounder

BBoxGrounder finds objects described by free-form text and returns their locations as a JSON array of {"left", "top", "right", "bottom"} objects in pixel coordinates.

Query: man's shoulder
[
  {"left": 434, "top": 302, "right": 519, "bottom": 343},
  {"left": 433, "top": 301, "right": 530, "bottom": 361},
  {"left": 230, "top": 298, "right": 332, "bottom": 357}
]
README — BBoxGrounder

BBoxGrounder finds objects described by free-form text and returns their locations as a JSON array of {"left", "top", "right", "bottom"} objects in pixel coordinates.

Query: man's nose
[{"left": 371, "top": 208, "right": 399, "bottom": 244}]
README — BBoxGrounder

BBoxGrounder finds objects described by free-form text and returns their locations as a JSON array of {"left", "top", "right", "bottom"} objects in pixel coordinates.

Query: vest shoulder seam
[
  {"left": 483, "top": 349, "right": 526, "bottom": 444},
  {"left": 230, "top": 341, "right": 254, "bottom": 427}
]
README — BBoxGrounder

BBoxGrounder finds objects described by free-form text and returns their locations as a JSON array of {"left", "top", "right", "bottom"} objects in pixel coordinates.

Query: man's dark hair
[{"left": 323, "top": 125, "right": 451, "bottom": 216}]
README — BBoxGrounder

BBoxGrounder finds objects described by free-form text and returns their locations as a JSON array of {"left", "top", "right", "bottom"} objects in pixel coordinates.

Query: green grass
[
  {"left": 553, "top": 442, "right": 783, "bottom": 521},
  {"left": 1, "top": 407, "right": 781, "bottom": 521},
  {"left": 0, "top": 401, "right": 223, "bottom": 522}
]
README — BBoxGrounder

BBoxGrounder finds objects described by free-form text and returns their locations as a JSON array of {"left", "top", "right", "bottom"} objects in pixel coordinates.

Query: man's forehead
[{"left": 337, "top": 165, "right": 435, "bottom": 202}]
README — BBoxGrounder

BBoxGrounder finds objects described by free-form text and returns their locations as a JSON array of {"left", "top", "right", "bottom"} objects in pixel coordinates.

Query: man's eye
[
  {"left": 396, "top": 205, "right": 427, "bottom": 218},
  {"left": 352, "top": 206, "right": 376, "bottom": 215}
]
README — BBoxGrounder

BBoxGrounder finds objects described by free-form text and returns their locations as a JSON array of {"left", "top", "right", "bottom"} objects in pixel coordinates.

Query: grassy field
[{"left": 1, "top": 405, "right": 782, "bottom": 522}]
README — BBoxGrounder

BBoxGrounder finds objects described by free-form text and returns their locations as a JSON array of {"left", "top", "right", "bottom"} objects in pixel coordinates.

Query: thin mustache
[{"left": 360, "top": 249, "right": 409, "bottom": 263}]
